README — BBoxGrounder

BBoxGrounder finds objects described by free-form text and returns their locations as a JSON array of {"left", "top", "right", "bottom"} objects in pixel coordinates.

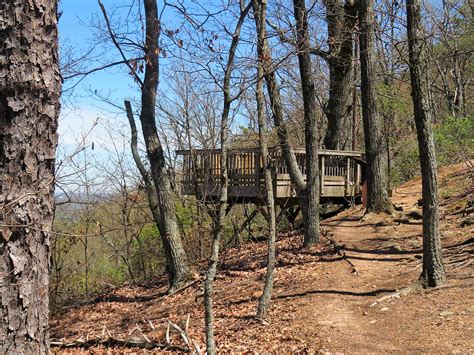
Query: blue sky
[{"left": 57, "top": 0, "right": 153, "bottom": 170}]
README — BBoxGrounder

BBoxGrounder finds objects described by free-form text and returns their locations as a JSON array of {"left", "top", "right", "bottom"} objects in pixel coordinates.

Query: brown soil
[{"left": 51, "top": 163, "right": 474, "bottom": 353}]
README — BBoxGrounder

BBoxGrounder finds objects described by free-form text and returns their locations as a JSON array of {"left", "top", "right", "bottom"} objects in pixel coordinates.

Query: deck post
[
  {"left": 255, "top": 151, "right": 261, "bottom": 195},
  {"left": 346, "top": 156, "right": 351, "bottom": 195},
  {"left": 320, "top": 155, "right": 325, "bottom": 196}
]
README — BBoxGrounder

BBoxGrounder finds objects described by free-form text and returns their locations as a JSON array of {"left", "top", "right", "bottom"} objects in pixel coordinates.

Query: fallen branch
[
  {"left": 165, "top": 278, "right": 201, "bottom": 298},
  {"left": 50, "top": 337, "right": 188, "bottom": 351},
  {"left": 169, "top": 319, "right": 202, "bottom": 355}
]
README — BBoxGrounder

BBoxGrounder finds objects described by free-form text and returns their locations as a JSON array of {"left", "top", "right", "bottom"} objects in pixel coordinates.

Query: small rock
[
  {"left": 439, "top": 310, "right": 454, "bottom": 317},
  {"left": 363, "top": 311, "right": 368, "bottom": 316},
  {"left": 380, "top": 307, "right": 389, "bottom": 312},
  {"left": 369, "top": 320, "right": 377, "bottom": 324},
  {"left": 389, "top": 244, "right": 404, "bottom": 252}
]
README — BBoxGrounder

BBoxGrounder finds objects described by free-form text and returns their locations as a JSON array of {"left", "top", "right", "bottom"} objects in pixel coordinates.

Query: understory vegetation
[{"left": 51, "top": 126, "right": 472, "bottom": 310}]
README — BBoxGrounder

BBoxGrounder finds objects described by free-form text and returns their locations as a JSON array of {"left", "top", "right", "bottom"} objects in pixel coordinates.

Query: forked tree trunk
[
  {"left": 406, "top": 0, "right": 446, "bottom": 287},
  {"left": 204, "top": 4, "right": 251, "bottom": 353},
  {"left": 254, "top": 0, "right": 277, "bottom": 320},
  {"left": 358, "top": 0, "right": 393, "bottom": 213},
  {"left": 125, "top": 100, "right": 191, "bottom": 290},
  {"left": 253, "top": 0, "right": 319, "bottom": 245},
  {"left": 0, "top": 1, "right": 61, "bottom": 352},
  {"left": 140, "top": 0, "right": 191, "bottom": 292}
]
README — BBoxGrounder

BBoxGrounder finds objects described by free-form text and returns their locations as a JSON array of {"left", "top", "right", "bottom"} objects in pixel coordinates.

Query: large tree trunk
[
  {"left": 253, "top": 0, "right": 319, "bottom": 245},
  {"left": 358, "top": 0, "right": 393, "bottom": 213},
  {"left": 406, "top": 0, "right": 446, "bottom": 287},
  {"left": 255, "top": 0, "right": 277, "bottom": 320},
  {"left": 140, "top": 0, "right": 191, "bottom": 292},
  {"left": 323, "top": 0, "right": 358, "bottom": 150},
  {"left": 0, "top": 1, "right": 61, "bottom": 352},
  {"left": 293, "top": 0, "right": 321, "bottom": 244}
]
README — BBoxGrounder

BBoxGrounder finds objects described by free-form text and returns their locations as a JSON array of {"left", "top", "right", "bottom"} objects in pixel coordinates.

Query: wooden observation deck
[{"left": 176, "top": 148, "right": 365, "bottom": 205}]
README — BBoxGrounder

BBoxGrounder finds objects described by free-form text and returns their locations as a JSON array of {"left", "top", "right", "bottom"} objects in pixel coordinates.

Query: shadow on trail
[
  {"left": 226, "top": 288, "right": 397, "bottom": 306},
  {"left": 344, "top": 246, "right": 422, "bottom": 256},
  {"left": 347, "top": 255, "right": 415, "bottom": 262},
  {"left": 276, "top": 287, "right": 397, "bottom": 300}
]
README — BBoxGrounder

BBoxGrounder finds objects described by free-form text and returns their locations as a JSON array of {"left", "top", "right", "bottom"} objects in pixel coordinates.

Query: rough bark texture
[
  {"left": 125, "top": 100, "right": 191, "bottom": 289},
  {"left": 255, "top": 0, "right": 277, "bottom": 319},
  {"left": 204, "top": 4, "right": 250, "bottom": 353},
  {"left": 323, "top": 0, "right": 358, "bottom": 150},
  {"left": 351, "top": 37, "right": 360, "bottom": 151},
  {"left": 253, "top": 0, "right": 319, "bottom": 245},
  {"left": 293, "top": 0, "right": 321, "bottom": 245},
  {"left": 358, "top": 0, "right": 393, "bottom": 213},
  {"left": 0, "top": 1, "right": 61, "bottom": 352},
  {"left": 406, "top": 0, "right": 446, "bottom": 287},
  {"left": 140, "top": 0, "right": 191, "bottom": 292}
]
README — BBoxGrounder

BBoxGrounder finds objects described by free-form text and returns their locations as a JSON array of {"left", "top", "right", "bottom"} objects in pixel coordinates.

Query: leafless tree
[
  {"left": 96, "top": 0, "right": 192, "bottom": 292},
  {"left": 358, "top": 0, "right": 393, "bottom": 213},
  {"left": 407, "top": 0, "right": 447, "bottom": 287},
  {"left": 253, "top": 0, "right": 320, "bottom": 246},
  {"left": 203, "top": 3, "right": 251, "bottom": 352},
  {"left": 254, "top": 0, "right": 277, "bottom": 320}
]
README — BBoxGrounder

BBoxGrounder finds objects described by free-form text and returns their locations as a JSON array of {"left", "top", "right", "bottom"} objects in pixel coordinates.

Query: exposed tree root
[
  {"left": 370, "top": 282, "right": 422, "bottom": 306},
  {"left": 322, "top": 229, "right": 358, "bottom": 274}
]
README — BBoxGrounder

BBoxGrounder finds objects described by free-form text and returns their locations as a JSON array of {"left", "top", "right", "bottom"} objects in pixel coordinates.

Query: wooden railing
[{"left": 176, "top": 148, "right": 364, "bottom": 201}]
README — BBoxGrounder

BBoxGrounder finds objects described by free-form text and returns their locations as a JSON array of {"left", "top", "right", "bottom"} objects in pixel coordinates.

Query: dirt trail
[
  {"left": 51, "top": 164, "right": 473, "bottom": 353},
  {"left": 298, "top": 165, "right": 473, "bottom": 353}
]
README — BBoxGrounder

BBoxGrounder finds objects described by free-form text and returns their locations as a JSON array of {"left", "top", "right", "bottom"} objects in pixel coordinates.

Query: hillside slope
[{"left": 51, "top": 163, "right": 473, "bottom": 353}]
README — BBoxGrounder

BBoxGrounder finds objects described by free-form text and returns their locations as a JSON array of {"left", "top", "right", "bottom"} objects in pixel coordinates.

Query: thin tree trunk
[
  {"left": 253, "top": 0, "right": 319, "bottom": 245},
  {"left": 204, "top": 4, "right": 251, "bottom": 353},
  {"left": 140, "top": 0, "right": 191, "bottom": 292},
  {"left": 406, "top": 0, "right": 446, "bottom": 287},
  {"left": 0, "top": 0, "right": 61, "bottom": 352},
  {"left": 358, "top": 0, "right": 393, "bottom": 213},
  {"left": 255, "top": 0, "right": 277, "bottom": 319},
  {"left": 293, "top": 0, "right": 321, "bottom": 244}
]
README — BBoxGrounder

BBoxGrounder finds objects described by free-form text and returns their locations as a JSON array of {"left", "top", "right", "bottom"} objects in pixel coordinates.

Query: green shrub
[
  {"left": 391, "top": 138, "right": 420, "bottom": 185},
  {"left": 435, "top": 116, "right": 474, "bottom": 165}
]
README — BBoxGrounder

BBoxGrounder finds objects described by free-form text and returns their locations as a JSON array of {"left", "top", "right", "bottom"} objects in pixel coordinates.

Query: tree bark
[
  {"left": 140, "top": 0, "right": 191, "bottom": 292},
  {"left": 0, "top": 0, "right": 61, "bottom": 352},
  {"left": 125, "top": 100, "right": 192, "bottom": 289},
  {"left": 323, "top": 0, "right": 358, "bottom": 150},
  {"left": 293, "top": 0, "right": 321, "bottom": 244},
  {"left": 352, "top": 36, "right": 360, "bottom": 151},
  {"left": 358, "top": 0, "right": 393, "bottom": 213},
  {"left": 255, "top": 0, "right": 277, "bottom": 320},
  {"left": 253, "top": 0, "right": 319, "bottom": 245},
  {"left": 204, "top": 4, "right": 251, "bottom": 353},
  {"left": 406, "top": 0, "right": 446, "bottom": 287}
]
